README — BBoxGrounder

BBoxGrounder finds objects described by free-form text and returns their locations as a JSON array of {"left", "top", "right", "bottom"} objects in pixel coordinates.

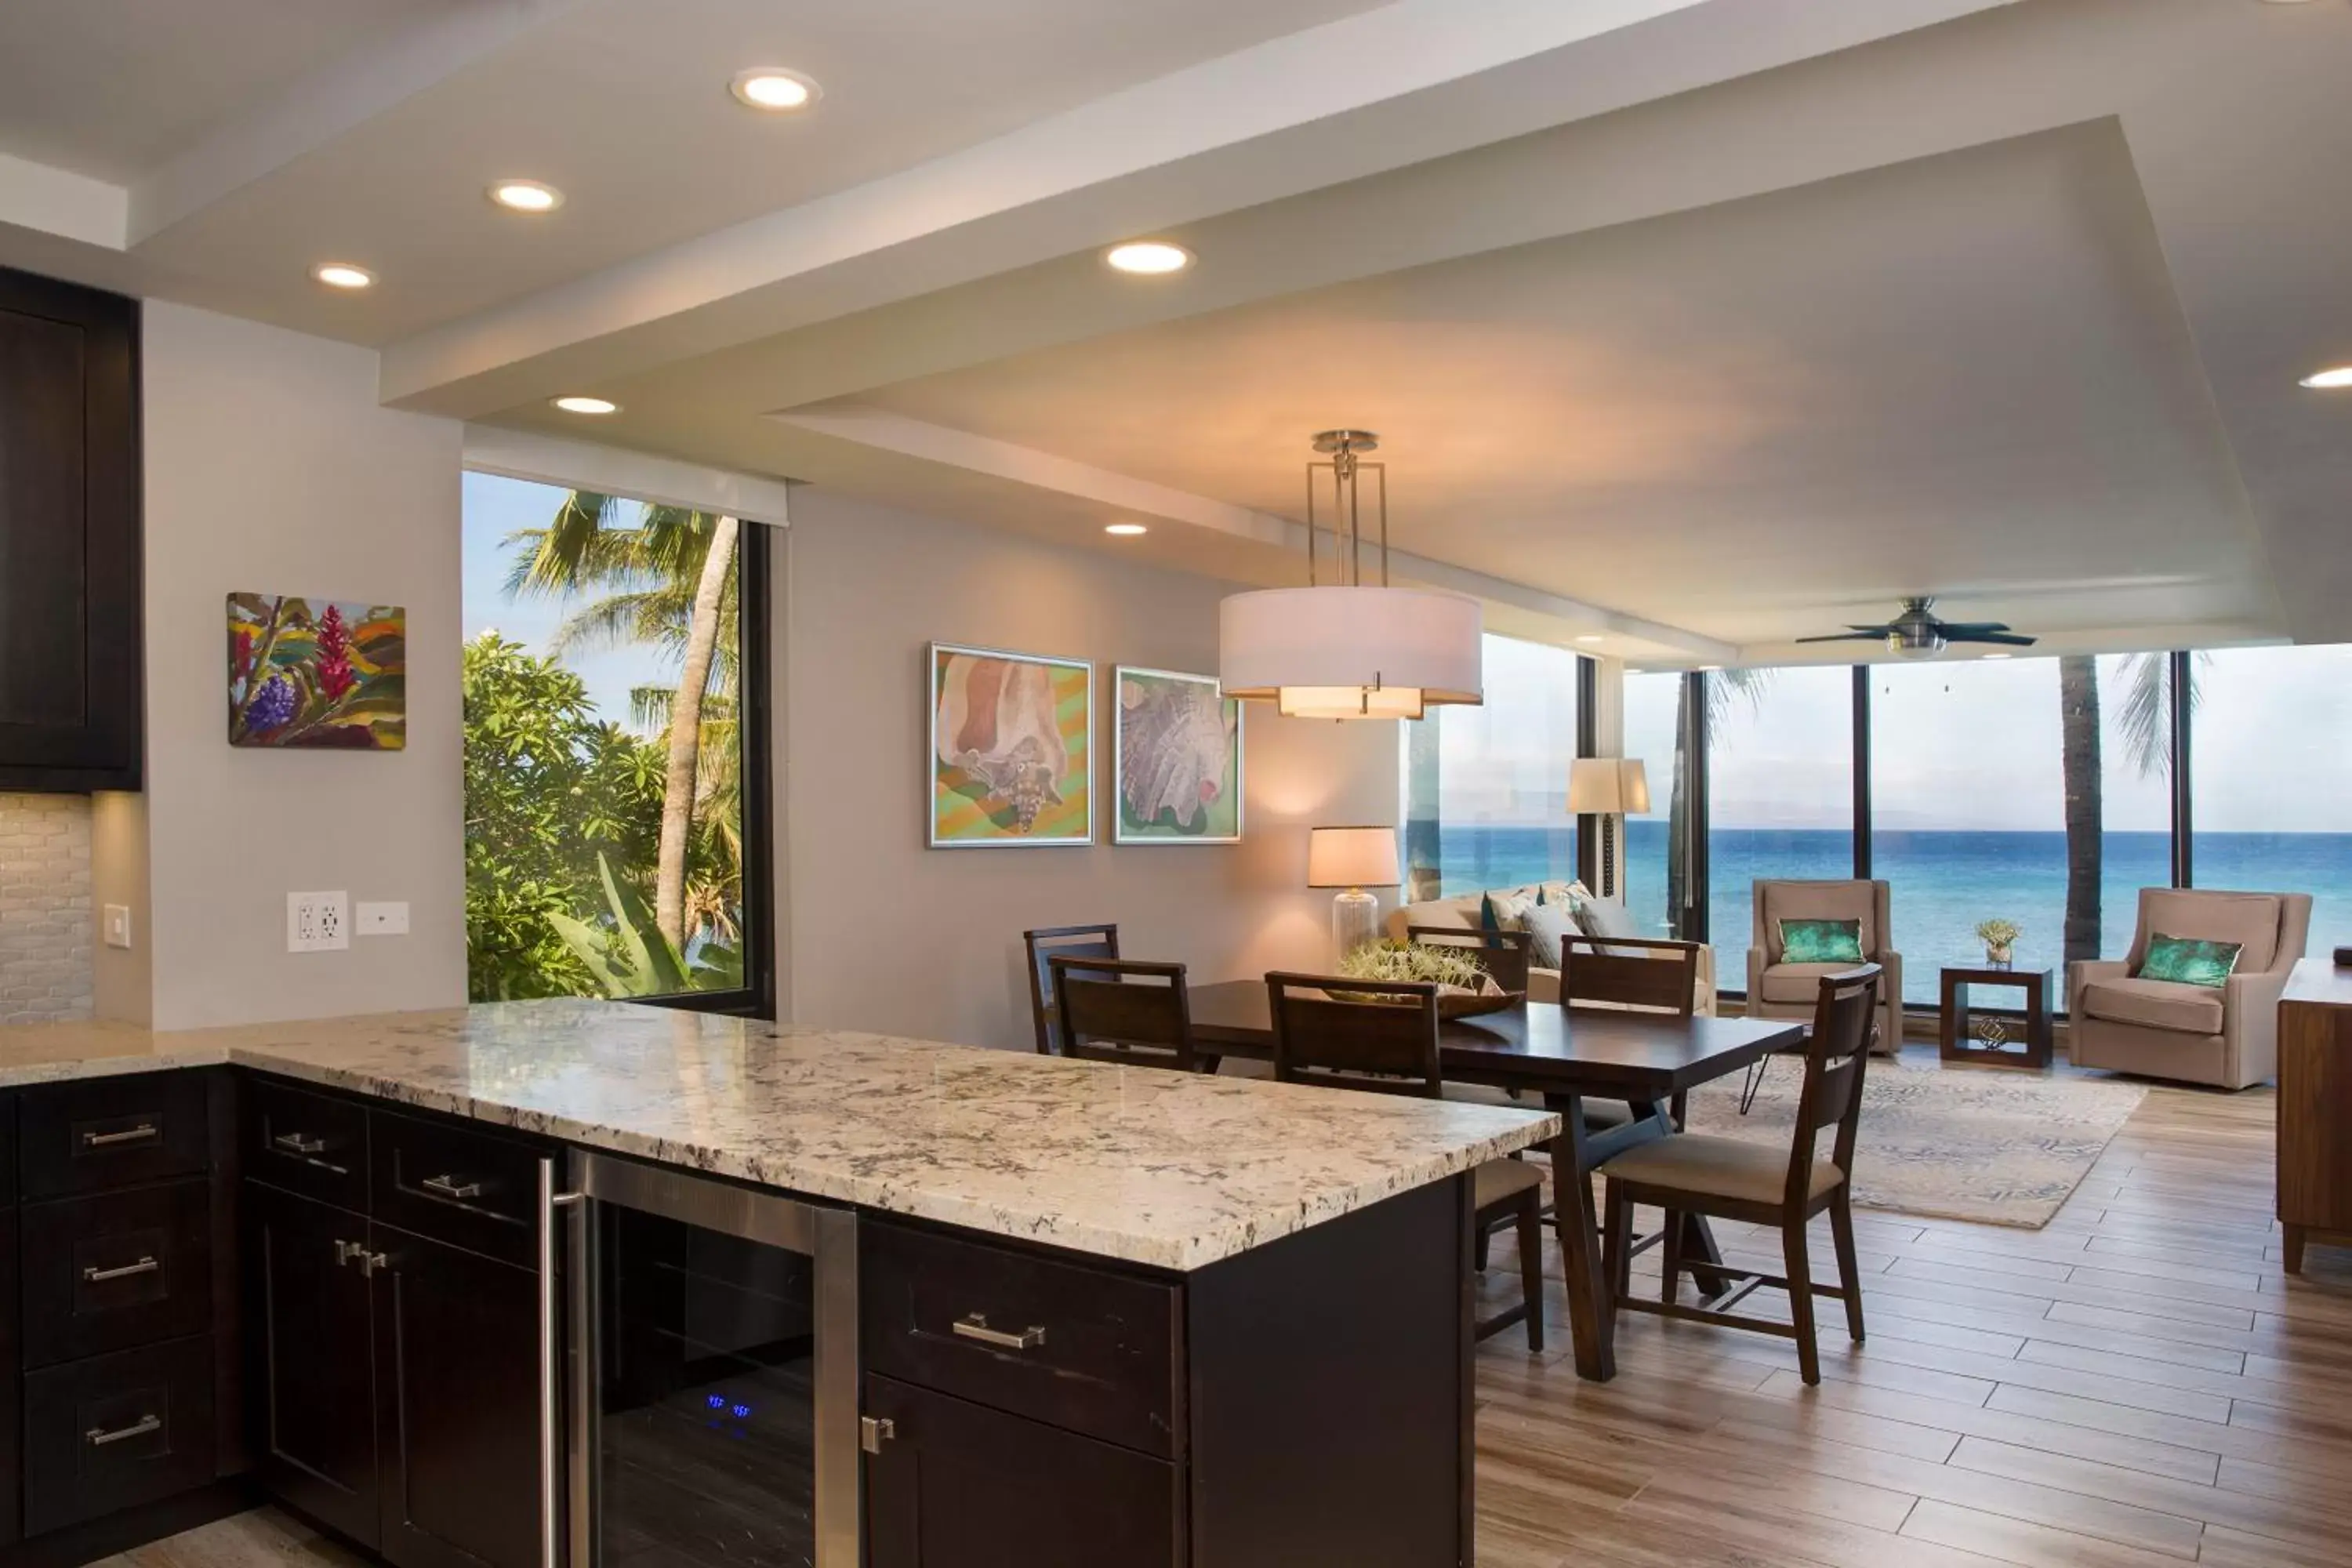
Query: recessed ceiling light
[
  {"left": 1697, "top": 664, "right": 1722, "bottom": 673},
  {"left": 2300, "top": 365, "right": 2352, "bottom": 389},
  {"left": 312, "top": 262, "right": 374, "bottom": 290},
  {"left": 1105, "top": 241, "right": 1192, "bottom": 276},
  {"left": 1574, "top": 634, "right": 1603, "bottom": 644},
  {"left": 551, "top": 395, "right": 618, "bottom": 416},
  {"left": 488, "top": 180, "right": 563, "bottom": 213},
  {"left": 1982, "top": 652, "right": 2013, "bottom": 660},
  {"left": 731, "top": 68, "right": 819, "bottom": 111},
  {"left": 1104, "top": 522, "right": 1148, "bottom": 536}
]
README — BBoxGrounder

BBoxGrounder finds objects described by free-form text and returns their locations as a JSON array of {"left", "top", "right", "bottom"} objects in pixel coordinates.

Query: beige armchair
[
  {"left": 2067, "top": 888, "right": 2310, "bottom": 1089},
  {"left": 1747, "top": 880, "right": 1902, "bottom": 1054}
]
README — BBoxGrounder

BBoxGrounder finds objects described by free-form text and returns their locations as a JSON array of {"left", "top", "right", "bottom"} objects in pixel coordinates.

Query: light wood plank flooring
[{"left": 1473, "top": 1057, "right": 2352, "bottom": 1568}]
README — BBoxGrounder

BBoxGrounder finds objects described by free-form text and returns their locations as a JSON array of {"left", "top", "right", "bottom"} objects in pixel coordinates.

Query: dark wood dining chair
[
  {"left": 1599, "top": 964, "right": 1881, "bottom": 1384},
  {"left": 1023, "top": 924, "right": 1119, "bottom": 1054},
  {"left": 1048, "top": 956, "right": 1203, "bottom": 1073},
  {"left": 1406, "top": 925, "right": 1534, "bottom": 996},
  {"left": 1559, "top": 935, "right": 1701, "bottom": 1017},
  {"left": 1265, "top": 972, "right": 1544, "bottom": 1351}
]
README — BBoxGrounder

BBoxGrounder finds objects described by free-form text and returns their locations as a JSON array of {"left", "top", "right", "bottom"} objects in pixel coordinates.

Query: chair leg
[
  {"left": 1783, "top": 1218, "right": 1821, "bottom": 1385},
  {"left": 1516, "top": 1192, "right": 1546, "bottom": 1353},
  {"left": 1657, "top": 1207, "right": 1683, "bottom": 1308},
  {"left": 1829, "top": 1194, "right": 1866, "bottom": 1344},
  {"left": 1602, "top": 1182, "right": 1632, "bottom": 1306},
  {"left": 1474, "top": 1218, "right": 1492, "bottom": 1274}
]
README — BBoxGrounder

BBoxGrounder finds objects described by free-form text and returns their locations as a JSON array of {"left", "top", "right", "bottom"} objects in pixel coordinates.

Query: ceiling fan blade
[
  {"left": 1936, "top": 622, "right": 2013, "bottom": 636},
  {"left": 1794, "top": 631, "right": 1888, "bottom": 644},
  {"left": 1948, "top": 630, "right": 2038, "bottom": 646}
]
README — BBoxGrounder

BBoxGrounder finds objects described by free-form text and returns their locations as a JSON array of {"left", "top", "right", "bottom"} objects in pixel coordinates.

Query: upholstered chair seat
[
  {"left": 2067, "top": 888, "right": 2310, "bottom": 1089},
  {"left": 1746, "top": 880, "right": 1903, "bottom": 1055}
]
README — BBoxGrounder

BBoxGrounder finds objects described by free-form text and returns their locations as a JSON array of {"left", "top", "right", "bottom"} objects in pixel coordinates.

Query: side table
[{"left": 1939, "top": 965, "right": 2054, "bottom": 1069}]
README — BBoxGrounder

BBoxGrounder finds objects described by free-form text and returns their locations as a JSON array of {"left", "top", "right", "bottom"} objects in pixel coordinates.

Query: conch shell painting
[
  {"left": 1114, "top": 667, "right": 1242, "bottom": 844},
  {"left": 931, "top": 644, "right": 1092, "bottom": 846}
]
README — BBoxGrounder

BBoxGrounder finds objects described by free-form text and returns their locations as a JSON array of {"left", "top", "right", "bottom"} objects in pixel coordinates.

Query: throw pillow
[
  {"left": 1569, "top": 894, "right": 1648, "bottom": 958},
  {"left": 2138, "top": 932, "right": 2244, "bottom": 989},
  {"left": 1524, "top": 903, "right": 1577, "bottom": 971},
  {"left": 1777, "top": 917, "right": 1864, "bottom": 964},
  {"left": 1480, "top": 889, "right": 1538, "bottom": 932}
]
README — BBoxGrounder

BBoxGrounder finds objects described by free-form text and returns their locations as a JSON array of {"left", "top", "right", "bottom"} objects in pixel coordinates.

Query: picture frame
[
  {"left": 929, "top": 641, "right": 1093, "bottom": 848},
  {"left": 1112, "top": 666, "right": 1243, "bottom": 845}
]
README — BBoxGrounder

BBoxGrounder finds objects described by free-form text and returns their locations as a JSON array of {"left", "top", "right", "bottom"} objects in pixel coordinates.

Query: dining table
[{"left": 1182, "top": 980, "right": 1809, "bottom": 1381}]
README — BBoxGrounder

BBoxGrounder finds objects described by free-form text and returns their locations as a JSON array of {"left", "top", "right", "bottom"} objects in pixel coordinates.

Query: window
[
  {"left": 1402, "top": 634, "right": 1581, "bottom": 901},
  {"left": 461, "top": 474, "right": 771, "bottom": 1013},
  {"left": 1622, "top": 670, "right": 1691, "bottom": 938},
  {"left": 2192, "top": 645, "right": 2352, "bottom": 957},
  {"left": 1871, "top": 655, "right": 2168, "bottom": 1005},
  {"left": 1706, "top": 666, "right": 1854, "bottom": 962}
]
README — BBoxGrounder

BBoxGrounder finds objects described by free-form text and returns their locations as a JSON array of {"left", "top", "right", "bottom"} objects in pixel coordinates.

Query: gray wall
[{"left": 782, "top": 488, "right": 1402, "bottom": 1051}]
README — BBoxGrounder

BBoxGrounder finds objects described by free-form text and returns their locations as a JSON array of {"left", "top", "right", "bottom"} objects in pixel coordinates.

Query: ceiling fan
[{"left": 1795, "top": 597, "right": 2037, "bottom": 659}]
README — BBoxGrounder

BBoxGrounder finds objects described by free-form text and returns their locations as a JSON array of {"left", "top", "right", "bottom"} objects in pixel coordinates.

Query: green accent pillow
[
  {"left": 2139, "top": 932, "right": 2243, "bottom": 989},
  {"left": 1777, "top": 917, "right": 1864, "bottom": 964}
]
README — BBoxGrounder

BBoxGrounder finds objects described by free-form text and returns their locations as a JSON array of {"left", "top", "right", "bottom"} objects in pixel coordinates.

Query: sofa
[
  {"left": 2067, "top": 887, "right": 2310, "bottom": 1089},
  {"left": 1746, "top": 880, "right": 1904, "bottom": 1055},
  {"left": 1386, "top": 884, "right": 1717, "bottom": 1014}
]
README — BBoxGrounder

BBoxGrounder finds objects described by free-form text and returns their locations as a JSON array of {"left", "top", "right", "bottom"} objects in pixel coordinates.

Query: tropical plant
[
  {"left": 1665, "top": 667, "right": 1773, "bottom": 935},
  {"left": 1335, "top": 938, "right": 1495, "bottom": 992},
  {"left": 548, "top": 853, "right": 744, "bottom": 999},
  {"left": 2059, "top": 652, "right": 2202, "bottom": 966},
  {"left": 503, "top": 491, "right": 742, "bottom": 953},
  {"left": 1975, "top": 917, "right": 2023, "bottom": 949}
]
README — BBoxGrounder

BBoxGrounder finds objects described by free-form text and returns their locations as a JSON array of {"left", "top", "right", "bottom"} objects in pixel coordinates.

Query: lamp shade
[
  {"left": 1307, "top": 826, "right": 1401, "bottom": 889},
  {"left": 1568, "top": 757, "right": 1651, "bottom": 815},
  {"left": 1221, "top": 586, "right": 1483, "bottom": 718}
]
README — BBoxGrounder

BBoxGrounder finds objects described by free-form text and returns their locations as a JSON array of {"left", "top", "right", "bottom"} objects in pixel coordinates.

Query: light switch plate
[
  {"left": 102, "top": 904, "right": 132, "bottom": 949},
  {"left": 356, "top": 901, "right": 409, "bottom": 937},
  {"left": 288, "top": 891, "right": 350, "bottom": 953}
]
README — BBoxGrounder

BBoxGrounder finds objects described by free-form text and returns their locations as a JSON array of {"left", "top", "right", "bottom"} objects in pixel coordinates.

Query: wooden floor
[{"left": 1473, "top": 1053, "right": 2352, "bottom": 1568}]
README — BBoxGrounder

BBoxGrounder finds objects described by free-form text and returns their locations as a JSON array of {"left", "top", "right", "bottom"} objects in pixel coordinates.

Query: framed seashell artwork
[
  {"left": 929, "top": 642, "right": 1093, "bottom": 846},
  {"left": 1113, "top": 666, "right": 1242, "bottom": 845}
]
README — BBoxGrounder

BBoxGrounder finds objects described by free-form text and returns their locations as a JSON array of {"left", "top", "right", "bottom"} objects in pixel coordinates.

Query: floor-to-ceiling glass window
[
  {"left": 1871, "top": 655, "right": 2167, "bottom": 1006},
  {"left": 2191, "top": 644, "right": 2352, "bottom": 957},
  {"left": 1622, "top": 670, "right": 1690, "bottom": 938},
  {"left": 1401, "top": 634, "right": 1580, "bottom": 901},
  {"left": 1707, "top": 665, "right": 1854, "bottom": 971}
]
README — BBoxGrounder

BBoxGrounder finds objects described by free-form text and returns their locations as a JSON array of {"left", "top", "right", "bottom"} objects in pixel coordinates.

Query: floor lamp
[{"left": 1569, "top": 758, "right": 1650, "bottom": 901}]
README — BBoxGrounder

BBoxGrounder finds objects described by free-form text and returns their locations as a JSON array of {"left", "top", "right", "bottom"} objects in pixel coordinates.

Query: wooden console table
[
  {"left": 2279, "top": 960, "right": 2352, "bottom": 1273},
  {"left": 1939, "top": 965, "right": 2054, "bottom": 1070}
]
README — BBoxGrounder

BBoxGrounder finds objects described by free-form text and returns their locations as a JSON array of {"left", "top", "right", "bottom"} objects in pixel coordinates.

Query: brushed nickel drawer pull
[
  {"left": 82, "top": 1124, "right": 159, "bottom": 1148},
  {"left": 951, "top": 1314, "right": 1046, "bottom": 1352},
  {"left": 82, "top": 1256, "right": 160, "bottom": 1283},
  {"left": 860, "top": 1416, "right": 896, "bottom": 1454},
  {"left": 359, "top": 1250, "right": 390, "bottom": 1277},
  {"left": 334, "top": 1239, "right": 365, "bottom": 1267},
  {"left": 420, "top": 1174, "right": 483, "bottom": 1201},
  {"left": 85, "top": 1414, "right": 161, "bottom": 1446},
  {"left": 273, "top": 1132, "right": 327, "bottom": 1156}
]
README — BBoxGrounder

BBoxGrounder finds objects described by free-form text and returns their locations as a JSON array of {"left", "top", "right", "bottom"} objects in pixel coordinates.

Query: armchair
[
  {"left": 2067, "top": 888, "right": 2310, "bottom": 1089},
  {"left": 1747, "top": 880, "right": 1903, "bottom": 1055}
]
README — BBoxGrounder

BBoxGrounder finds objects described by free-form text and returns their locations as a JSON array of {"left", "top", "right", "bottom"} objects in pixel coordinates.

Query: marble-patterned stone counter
[{"left": 0, "top": 1000, "right": 1556, "bottom": 1270}]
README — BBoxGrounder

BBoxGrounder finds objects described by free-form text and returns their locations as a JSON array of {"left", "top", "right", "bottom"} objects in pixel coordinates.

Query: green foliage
[
  {"left": 548, "top": 854, "right": 748, "bottom": 999},
  {"left": 1335, "top": 938, "right": 1494, "bottom": 991}
]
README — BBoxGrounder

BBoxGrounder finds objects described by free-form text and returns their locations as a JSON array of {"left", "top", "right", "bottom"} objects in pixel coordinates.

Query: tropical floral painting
[
  {"left": 228, "top": 593, "right": 406, "bottom": 749},
  {"left": 1115, "top": 667, "right": 1241, "bottom": 844},
  {"left": 931, "top": 643, "right": 1091, "bottom": 847}
]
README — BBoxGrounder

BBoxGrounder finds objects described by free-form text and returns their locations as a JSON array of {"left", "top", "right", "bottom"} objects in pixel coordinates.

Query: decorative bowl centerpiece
[{"left": 1333, "top": 939, "right": 1526, "bottom": 1018}]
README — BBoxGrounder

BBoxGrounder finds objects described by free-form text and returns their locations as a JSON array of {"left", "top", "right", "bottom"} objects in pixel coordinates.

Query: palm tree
[
  {"left": 1666, "top": 668, "right": 1772, "bottom": 936},
  {"left": 504, "top": 492, "right": 741, "bottom": 953},
  {"left": 2059, "top": 652, "right": 2196, "bottom": 966}
]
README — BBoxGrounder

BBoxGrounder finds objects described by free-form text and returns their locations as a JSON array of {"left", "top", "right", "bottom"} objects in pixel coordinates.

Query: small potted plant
[{"left": 1976, "top": 917, "right": 2022, "bottom": 968}]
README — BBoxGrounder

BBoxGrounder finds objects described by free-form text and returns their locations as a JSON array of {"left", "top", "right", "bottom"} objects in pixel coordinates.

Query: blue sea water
[{"left": 1431, "top": 822, "right": 2352, "bottom": 1005}]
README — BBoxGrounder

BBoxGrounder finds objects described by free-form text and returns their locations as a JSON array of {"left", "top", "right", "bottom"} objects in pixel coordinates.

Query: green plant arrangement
[
  {"left": 549, "top": 853, "right": 744, "bottom": 1000},
  {"left": 1335, "top": 939, "right": 1497, "bottom": 993},
  {"left": 1975, "top": 917, "right": 2023, "bottom": 966}
]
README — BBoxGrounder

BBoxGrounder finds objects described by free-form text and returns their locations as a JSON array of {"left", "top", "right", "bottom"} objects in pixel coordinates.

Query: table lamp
[
  {"left": 1568, "top": 757, "right": 1650, "bottom": 900},
  {"left": 1308, "top": 826, "right": 1401, "bottom": 960}
]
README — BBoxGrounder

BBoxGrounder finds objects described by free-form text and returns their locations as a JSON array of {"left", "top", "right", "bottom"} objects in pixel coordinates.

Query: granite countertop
[{"left": 0, "top": 1000, "right": 1557, "bottom": 1271}]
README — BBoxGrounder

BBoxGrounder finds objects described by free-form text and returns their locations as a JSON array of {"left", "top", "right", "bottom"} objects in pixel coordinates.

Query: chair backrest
[
  {"left": 1404, "top": 925, "right": 1533, "bottom": 995},
  {"left": 1754, "top": 880, "right": 1890, "bottom": 963},
  {"left": 1559, "top": 936, "right": 1700, "bottom": 1016},
  {"left": 1787, "top": 964, "right": 1881, "bottom": 1206},
  {"left": 2126, "top": 887, "right": 2310, "bottom": 978},
  {"left": 1264, "top": 973, "right": 1442, "bottom": 1098},
  {"left": 1049, "top": 956, "right": 1196, "bottom": 1072},
  {"left": 1022, "top": 924, "right": 1120, "bottom": 1054}
]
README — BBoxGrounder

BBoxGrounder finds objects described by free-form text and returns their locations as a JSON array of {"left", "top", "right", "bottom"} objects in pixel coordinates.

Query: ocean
[{"left": 1427, "top": 822, "right": 2352, "bottom": 1005}]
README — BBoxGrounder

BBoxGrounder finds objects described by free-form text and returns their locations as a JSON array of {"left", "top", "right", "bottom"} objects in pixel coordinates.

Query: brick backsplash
[{"left": 0, "top": 793, "right": 94, "bottom": 1023}]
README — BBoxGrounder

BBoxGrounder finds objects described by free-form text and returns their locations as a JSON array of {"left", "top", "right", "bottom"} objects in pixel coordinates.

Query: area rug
[{"left": 1680, "top": 1061, "right": 2147, "bottom": 1229}]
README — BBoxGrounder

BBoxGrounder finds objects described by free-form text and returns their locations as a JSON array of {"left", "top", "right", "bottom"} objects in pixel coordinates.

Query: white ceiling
[{"left": 2, "top": 0, "right": 2347, "bottom": 666}]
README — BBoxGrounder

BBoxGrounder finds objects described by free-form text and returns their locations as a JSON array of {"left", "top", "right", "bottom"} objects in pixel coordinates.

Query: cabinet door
[
  {"left": 864, "top": 1375, "right": 1179, "bottom": 1568},
  {"left": 245, "top": 1181, "right": 379, "bottom": 1546},
  {"left": 373, "top": 1224, "right": 540, "bottom": 1568},
  {"left": 0, "top": 267, "right": 140, "bottom": 789}
]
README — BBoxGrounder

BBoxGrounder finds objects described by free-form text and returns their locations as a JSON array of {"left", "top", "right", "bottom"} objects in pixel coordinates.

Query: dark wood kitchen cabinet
[
  {"left": 245, "top": 1180, "right": 379, "bottom": 1544},
  {"left": 0, "top": 265, "right": 141, "bottom": 792}
]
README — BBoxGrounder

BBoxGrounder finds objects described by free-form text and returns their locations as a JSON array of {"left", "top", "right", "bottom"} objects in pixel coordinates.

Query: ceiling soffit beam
[
  {"left": 771, "top": 407, "right": 1734, "bottom": 662},
  {"left": 378, "top": 0, "right": 2020, "bottom": 416},
  {"left": 0, "top": 153, "right": 125, "bottom": 249}
]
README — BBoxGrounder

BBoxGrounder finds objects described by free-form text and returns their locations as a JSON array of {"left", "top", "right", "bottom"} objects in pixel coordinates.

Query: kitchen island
[{"left": 0, "top": 1000, "right": 1556, "bottom": 1568}]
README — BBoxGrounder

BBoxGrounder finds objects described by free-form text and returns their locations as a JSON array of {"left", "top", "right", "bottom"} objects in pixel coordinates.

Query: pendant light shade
[{"left": 1217, "top": 430, "right": 1484, "bottom": 720}]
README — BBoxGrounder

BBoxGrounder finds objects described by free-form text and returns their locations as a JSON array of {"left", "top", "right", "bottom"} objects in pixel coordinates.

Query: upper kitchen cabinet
[{"left": 0, "top": 266, "right": 140, "bottom": 792}]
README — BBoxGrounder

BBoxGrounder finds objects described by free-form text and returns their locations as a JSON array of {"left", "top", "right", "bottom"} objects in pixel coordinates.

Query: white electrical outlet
[
  {"left": 357, "top": 901, "right": 409, "bottom": 937},
  {"left": 103, "top": 904, "right": 132, "bottom": 949},
  {"left": 288, "top": 891, "right": 350, "bottom": 953}
]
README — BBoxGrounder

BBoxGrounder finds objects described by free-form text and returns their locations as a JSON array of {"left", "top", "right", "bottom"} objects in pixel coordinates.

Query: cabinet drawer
[
  {"left": 246, "top": 1077, "right": 368, "bottom": 1212},
  {"left": 21, "top": 1073, "right": 209, "bottom": 1200},
  {"left": 371, "top": 1110, "right": 541, "bottom": 1267},
  {"left": 862, "top": 1221, "right": 1178, "bottom": 1457},
  {"left": 23, "top": 1180, "right": 213, "bottom": 1367},
  {"left": 24, "top": 1334, "right": 216, "bottom": 1537}
]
